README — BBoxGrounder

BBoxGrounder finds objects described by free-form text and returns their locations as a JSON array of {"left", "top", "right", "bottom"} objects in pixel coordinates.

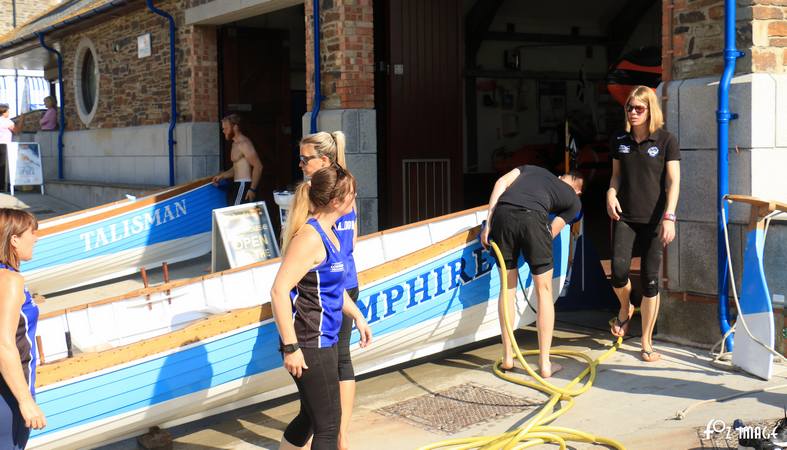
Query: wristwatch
[
  {"left": 663, "top": 212, "right": 676, "bottom": 222},
  {"left": 281, "top": 342, "right": 300, "bottom": 354}
]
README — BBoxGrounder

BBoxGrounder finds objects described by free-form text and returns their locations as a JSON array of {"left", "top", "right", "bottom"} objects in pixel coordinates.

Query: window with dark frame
[{"left": 80, "top": 49, "right": 96, "bottom": 114}]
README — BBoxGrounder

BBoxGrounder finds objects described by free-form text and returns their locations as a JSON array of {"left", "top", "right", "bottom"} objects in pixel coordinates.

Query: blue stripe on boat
[{"left": 22, "top": 184, "right": 226, "bottom": 272}]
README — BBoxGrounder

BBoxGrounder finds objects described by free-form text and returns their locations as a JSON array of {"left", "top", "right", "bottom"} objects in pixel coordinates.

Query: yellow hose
[{"left": 418, "top": 241, "right": 626, "bottom": 450}]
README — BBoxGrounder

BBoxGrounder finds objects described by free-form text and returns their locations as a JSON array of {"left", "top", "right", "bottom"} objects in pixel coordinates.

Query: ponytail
[
  {"left": 280, "top": 165, "right": 357, "bottom": 254},
  {"left": 281, "top": 182, "right": 311, "bottom": 253},
  {"left": 331, "top": 131, "right": 346, "bottom": 169}
]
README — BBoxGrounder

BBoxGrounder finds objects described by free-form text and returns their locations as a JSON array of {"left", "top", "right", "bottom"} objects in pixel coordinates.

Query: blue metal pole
[
  {"left": 717, "top": 0, "right": 744, "bottom": 350},
  {"left": 36, "top": 32, "right": 65, "bottom": 180},
  {"left": 146, "top": 0, "right": 177, "bottom": 186},
  {"left": 310, "top": 0, "right": 322, "bottom": 134}
]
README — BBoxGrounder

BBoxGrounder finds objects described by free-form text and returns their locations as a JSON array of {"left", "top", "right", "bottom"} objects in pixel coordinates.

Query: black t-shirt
[
  {"left": 611, "top": 129, "right": 680, "bottom": 224},
  {"left": 497, "top": 165, "right": 581, "bottom": 223}
]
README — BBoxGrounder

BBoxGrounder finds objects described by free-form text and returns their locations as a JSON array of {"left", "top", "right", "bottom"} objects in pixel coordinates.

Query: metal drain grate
[{"left": 375, "top": 383, "right": 541, "bottom": 434}]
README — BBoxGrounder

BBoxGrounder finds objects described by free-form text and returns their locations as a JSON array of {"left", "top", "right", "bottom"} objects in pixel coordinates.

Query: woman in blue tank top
[
  {"left": 0, "top": 209, "right": 46, "bottom": 449},
  {"left": 298, "top": 131, "right": 359, "bottom": 449},
  {"left": 271, "top": 166, "right": 372, "bottom": 450}
]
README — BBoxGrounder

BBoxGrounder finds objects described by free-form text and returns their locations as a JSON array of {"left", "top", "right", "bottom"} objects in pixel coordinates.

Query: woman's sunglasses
[
  {"left": 299, "top": 154, "right": 319, "bottom": 164},
  {"left": 626, "top": 104, "right": 648, "bottom": 115}
]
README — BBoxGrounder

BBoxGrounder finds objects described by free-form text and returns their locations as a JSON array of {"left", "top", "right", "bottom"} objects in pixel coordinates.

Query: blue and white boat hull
[{"left": 30, "top": 206, "right": 571, "bottom": 449}]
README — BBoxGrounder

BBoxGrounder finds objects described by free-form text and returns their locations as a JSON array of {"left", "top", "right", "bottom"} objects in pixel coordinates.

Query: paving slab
[{"left": 0, "top": 191, "right": 80, "bottom": 219}]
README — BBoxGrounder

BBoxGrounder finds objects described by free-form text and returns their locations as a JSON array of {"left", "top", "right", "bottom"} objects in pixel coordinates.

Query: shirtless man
[{"left": 212, "top": 114, "right": 263, "bottom": 206}]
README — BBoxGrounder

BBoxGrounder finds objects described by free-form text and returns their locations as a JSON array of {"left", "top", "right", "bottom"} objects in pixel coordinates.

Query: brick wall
[
  {"left": 305, "top": 0, "right": 375, "bottom": 110},
  {"left": 669, "top": 0, "right": 787, "bottom": 79},
  {"left": 51, "top": 0, "right": 218, "bottom": 131},
  {"left": 0, "top": 0, "right": 60, "bottom": 36}
]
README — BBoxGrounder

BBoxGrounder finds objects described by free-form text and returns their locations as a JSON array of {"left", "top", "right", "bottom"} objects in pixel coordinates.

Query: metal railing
[{"left": 402, "top": 158, "right": 451, "bottom": 223}]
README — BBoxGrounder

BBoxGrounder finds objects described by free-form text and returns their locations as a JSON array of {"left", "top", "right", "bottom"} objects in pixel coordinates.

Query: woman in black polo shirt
[{"left": 606, "top": 85, "right": 681, "bottom": 362}]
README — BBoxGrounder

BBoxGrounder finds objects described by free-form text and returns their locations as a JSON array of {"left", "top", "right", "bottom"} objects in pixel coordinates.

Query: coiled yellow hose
[{"left": 418, "top": 241, "right": 626, "bottom": 450}]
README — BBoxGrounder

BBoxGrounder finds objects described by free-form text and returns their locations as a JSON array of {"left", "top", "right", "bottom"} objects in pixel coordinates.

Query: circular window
[{"left": 74, "top": 38, "right": 99, "bottom": 125}]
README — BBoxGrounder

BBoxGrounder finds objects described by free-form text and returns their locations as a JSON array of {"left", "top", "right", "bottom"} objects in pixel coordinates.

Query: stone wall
[
  {"left": 658, "top": 72, "right": 787, "bottom": 346},
  {"left": 305, "top": 0, "right": 374, "bottom": 110},
  {"left": 670, "top": 0, "right": 787, "bottom": 79},
  {"left": 0, "top": 0, "right": 60, "bottom": 36},
  {"left": 47, "top": 0, "right": 218, "bottom": 131}
]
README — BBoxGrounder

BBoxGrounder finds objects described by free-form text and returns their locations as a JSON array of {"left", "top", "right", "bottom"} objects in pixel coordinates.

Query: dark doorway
[
  {"left": 219, "top": 27, "right": 293, "bottom": 229},
  {"left": 375, "top": 0, "right": 464, "bottom": 229}
]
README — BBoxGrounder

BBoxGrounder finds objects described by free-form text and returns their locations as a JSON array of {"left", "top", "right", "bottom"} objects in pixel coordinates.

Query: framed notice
[
  {"left": 211, "top": 201, "right": 280, "bottom": 272},
  {"left": 5, "top": 142, "right": 44, "bottom": 195}
]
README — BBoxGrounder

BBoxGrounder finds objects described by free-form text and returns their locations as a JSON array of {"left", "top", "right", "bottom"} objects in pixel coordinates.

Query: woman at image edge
[
  {"left": 607, "top": 85, "right": 681, "bottom": 362},
  {"left": 271, "top": 165, "right": 372, "bottom": 450},
  {"left": 0, "top": 209, "right": 46, "bottom": 450}
]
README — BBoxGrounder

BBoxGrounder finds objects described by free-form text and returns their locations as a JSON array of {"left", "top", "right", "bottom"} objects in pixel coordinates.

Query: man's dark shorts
[{"left": 489, "top": 203, "right": 553, "bottom": 275}]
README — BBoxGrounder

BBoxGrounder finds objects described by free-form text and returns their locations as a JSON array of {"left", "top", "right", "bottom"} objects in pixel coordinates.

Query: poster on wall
[
  {"left": 211, "top": 201, "right": 280, "bottom": 272},
  {"left": 538, "top": 81, "right": 567, "bottom": 132},
  {"left": 5, "top": 142, "right": 44, "bottom": 195}
]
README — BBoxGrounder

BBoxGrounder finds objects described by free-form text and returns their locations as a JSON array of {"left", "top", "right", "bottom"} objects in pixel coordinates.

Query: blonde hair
[
  {"left": 625, "top": 86, "right": 664, "bottom": 135},
  {"left": 44, "top": 96, "right": 57, "bottom": 108},
  {"left": 281, "top": 165, "right": 356, "bottom": 253},
  {"left": 300, "top": 131, "right": 347, "bottom": 168},
  {"left": 0, "top": 208, "right": 38, "bottom": 270}
]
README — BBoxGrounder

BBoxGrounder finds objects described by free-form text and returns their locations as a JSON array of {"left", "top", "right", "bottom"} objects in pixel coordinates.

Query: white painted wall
[{"left": 52, "top": 123, "right": 220, "bottom": 186}]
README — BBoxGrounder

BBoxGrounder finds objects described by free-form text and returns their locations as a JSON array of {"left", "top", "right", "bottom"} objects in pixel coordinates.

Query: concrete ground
[
  {"left": 99, "top": 312, "right": 787, "bottom": 450},
  {"left": 0, "top": 190, "right": 80, "bottom": 219}
]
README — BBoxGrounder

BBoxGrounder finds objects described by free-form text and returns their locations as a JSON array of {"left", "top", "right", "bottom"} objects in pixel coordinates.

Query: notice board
[
  {"left": 211, "top": 201, "right": 280, "bottom": 272},
  {"left": 5, "top": 142, "right": 44, "bottom": 195}
]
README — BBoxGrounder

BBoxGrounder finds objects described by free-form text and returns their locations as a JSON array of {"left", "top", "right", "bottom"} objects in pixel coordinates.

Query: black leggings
[
  {"left": 0, "top": 382, "right": 29, "bottom": 450},
  {"left": 337, "top": 287, "right": 360, "bottom": 381},
  {"left": 283, "top": 346, "right": 340, "bottom": 449},
  {"left": 611, "top": 220, "right": 663, "bottom": 298}
]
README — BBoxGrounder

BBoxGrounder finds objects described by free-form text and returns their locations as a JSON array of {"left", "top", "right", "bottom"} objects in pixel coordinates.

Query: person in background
[
  {"left": 39, "top": 97, "right": 57, "bottom": 131},
  {"left": 0, "top": 104, "right": 17, "bottom": 191},
  {"left": 271, "top": 165, "right": 371, "bottom": 450},
  {"left": 606, "top": 85, "right": 681, "bottom": 363},
  {"left": 0, "top": 208, "right": 46, "bottom": 449},
  {"left": 0, "top": 105, "right": 15, "bottom": 145},
  {"left": 297, "top": 131, "right": 358, "bottom": 450},
  {"left": 211, "top": 114, "right": 263, "bottom": 206}
]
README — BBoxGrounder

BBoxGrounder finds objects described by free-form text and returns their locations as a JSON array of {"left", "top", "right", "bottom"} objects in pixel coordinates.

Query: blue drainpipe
[
  {"left": 146, "top": 0, "right": 177, "bottom": 186},
  {"left": 310, "top": 0, "right": 322, "bottom": 134},
  {"left": 717, "top": 0, "right": 744, "bottom": 350},
  {"left": 36, "top": 32, "right": 65, "bottom": 180}
]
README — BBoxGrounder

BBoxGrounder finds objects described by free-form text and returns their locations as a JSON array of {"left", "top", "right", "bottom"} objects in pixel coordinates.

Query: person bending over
[{"left": 481, "top": 165, "right": 583, "bottom": 378}]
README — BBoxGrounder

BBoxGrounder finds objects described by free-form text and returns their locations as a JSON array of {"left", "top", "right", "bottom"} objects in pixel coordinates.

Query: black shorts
[
  {"left": 489, "top": 203, "right": 553, "bottom": 275},
  {"left": 337, "top": 286, "right": 359, "bottom": 381},
  {"left": 229, "top": 180, "right": 251, "bottom": 206}
]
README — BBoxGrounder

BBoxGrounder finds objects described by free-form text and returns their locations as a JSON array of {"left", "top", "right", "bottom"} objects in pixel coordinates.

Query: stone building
[{"left": 0, "top": 0, "right": 784, "bottom": 347}]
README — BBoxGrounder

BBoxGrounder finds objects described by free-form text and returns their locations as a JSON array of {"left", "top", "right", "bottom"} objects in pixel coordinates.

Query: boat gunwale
[
  {"left": 38, "top": 205, "right": 487, "bottom": 320},
  {"left": 35, "top": 224, "right": 483, "bottom": 387},
  {"left": 35, "top": 177, "right": 214, "bottom": 237}
]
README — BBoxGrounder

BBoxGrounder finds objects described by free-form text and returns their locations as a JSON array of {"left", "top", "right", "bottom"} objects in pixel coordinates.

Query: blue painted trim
[
  {"left": 146, "top": 0, "right": 177, "bottom": 187},
  {"left": 739, "top": 228, "right": 771, "bottom": 315},
  {"left": 36, "top": 32, "right": 65, "bottom": 180},
  {"left": 717, "top": 0, "right": 744, "bottom": 350},
  {"left": 310, "top": 0, "right": 321, "bottom": 134}
]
